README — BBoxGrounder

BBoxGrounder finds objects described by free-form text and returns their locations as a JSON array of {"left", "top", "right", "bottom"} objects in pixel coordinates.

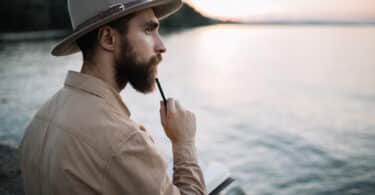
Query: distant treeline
[{"left": 0, "top": 0, "right": 219, "bottom": 33}]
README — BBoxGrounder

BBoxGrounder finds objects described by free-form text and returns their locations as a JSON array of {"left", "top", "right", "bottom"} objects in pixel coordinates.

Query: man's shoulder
[
  {"left": 33, "top": 86, "right": 142, "bottom": 154},
  {"left": 36, "top": 86, "right": 125, "bottom": 124}
]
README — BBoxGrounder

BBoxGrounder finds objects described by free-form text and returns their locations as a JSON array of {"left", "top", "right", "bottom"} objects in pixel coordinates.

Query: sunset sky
[{"left": 185, "top": 0, "right": 375, "bottom": 22}]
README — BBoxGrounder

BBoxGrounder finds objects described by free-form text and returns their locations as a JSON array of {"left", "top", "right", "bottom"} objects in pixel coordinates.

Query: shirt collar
[{"left": 64, "top": 71, "right": 131, "bottom": 117}]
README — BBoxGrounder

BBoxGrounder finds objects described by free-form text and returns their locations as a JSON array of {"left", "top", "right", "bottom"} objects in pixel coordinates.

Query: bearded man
[{"left": 18, "top": 0, "right": 207, "bottom": 194}]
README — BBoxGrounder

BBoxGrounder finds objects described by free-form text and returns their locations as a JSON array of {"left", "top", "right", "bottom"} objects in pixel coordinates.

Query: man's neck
[{"left": 80, "top": 60, "right": 124, "bottom": 93}]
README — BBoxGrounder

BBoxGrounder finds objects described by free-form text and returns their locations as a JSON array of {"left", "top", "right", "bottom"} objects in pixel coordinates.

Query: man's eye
[{"left": 145, "top": 28, "right": 152, "bottom": 34}]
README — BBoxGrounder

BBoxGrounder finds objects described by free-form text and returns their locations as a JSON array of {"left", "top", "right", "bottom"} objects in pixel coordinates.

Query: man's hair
[{"left": 76, "top": 13, "right": 136, "bottom": 61}]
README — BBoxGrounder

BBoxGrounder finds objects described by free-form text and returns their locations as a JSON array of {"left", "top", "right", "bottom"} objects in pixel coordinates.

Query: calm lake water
[{"left": 1, "top": 24, "right": 375, "bottom": 194}]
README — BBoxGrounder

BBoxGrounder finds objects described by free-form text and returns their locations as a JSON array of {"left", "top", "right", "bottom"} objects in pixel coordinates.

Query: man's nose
[{"left": 155, "top": 36, "right": 166, "bottom": 54}]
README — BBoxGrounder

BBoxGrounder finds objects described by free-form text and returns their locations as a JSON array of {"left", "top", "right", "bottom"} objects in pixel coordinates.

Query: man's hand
[{"left": 160, "top": 98, "right": 196, "bottom": 144}]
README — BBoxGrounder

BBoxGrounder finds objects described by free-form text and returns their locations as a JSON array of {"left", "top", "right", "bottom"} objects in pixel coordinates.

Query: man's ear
[{"left": 97, "top": 26, "right": 118, "bottom": 52}]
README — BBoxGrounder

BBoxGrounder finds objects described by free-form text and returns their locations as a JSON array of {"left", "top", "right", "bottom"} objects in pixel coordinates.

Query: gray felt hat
[{"left": 51, "top": 0, "right": 182, "bottom": 56}]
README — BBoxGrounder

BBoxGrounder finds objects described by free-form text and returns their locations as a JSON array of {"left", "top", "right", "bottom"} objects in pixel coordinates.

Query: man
[{"left": 18, "top": 0, "right": 207, "bottom": 194}]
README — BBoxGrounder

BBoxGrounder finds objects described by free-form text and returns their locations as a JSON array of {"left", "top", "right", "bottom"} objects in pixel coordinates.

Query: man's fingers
[
  {"left": 160, "top": 101, "right": 166, "bottom": 116},
  {"left": 175, "top": 100, "right": 183, "bottom": 112},
  {"left": 167, "top": 98, "right": 176, "bottom": 114},
  {"left": 160, "top": 101, "right": 167, "bottom": 127}
]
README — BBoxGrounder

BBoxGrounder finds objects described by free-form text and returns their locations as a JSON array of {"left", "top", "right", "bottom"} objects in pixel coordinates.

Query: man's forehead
[{"left": 133, "top": 8, "right": 159, "bottom": 24}]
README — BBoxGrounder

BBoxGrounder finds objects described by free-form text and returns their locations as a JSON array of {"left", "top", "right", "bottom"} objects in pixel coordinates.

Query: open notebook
[{"left": 167, "top": 160, "right": 234, "bottom": 194}]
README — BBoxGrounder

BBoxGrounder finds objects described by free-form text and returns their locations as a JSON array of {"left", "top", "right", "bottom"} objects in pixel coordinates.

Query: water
[{"left": 1, "top": 24, "right": 375, "bottom": 194}]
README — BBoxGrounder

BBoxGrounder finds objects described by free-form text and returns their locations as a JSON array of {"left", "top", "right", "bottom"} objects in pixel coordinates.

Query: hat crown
[
  {"left": 53, "top": 0, "right": 181, "bottom": 56},
  {"left": 68, "top": 0, "right": 133, "bottom": 29}
]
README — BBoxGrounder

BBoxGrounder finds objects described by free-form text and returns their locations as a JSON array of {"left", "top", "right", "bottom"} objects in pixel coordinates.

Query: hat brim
[{"left": 51, "top": 0, "right": 182, "bottom": 56}]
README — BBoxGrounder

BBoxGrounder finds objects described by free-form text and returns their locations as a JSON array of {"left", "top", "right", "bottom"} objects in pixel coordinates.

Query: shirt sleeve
[{"left": 102, "top": 130, "right": 207, "bottom": 195}]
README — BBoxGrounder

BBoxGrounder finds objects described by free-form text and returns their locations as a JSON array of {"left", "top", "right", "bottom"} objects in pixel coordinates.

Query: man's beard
[{"left": 114, "top": 37, "right": 162, "bottom": 93}]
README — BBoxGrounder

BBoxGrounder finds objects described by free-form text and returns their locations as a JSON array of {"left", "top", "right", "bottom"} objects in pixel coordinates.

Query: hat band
[{"left": 75, "top": 0, "right": 152, "bottom": 31}]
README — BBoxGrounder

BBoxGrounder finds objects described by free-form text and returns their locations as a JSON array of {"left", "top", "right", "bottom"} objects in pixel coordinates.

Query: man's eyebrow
[{"left": 145, "top": 20, "right": 159, "bottom": 29}]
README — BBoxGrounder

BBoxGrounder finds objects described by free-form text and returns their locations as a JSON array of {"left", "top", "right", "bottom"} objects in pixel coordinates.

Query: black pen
[{"left": 155, "top": 78, "right": 167, "bottom": 110}]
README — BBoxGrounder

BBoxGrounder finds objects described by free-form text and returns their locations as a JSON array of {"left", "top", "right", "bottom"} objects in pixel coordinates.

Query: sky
[{"left": 185, "top": 0, "right": 375, "bottom": 22}]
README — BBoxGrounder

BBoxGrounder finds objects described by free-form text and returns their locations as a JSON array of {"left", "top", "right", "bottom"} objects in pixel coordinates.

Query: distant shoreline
[
  {"left": 1, "top": 23, "right": 374, "bottom": 42},
  {"left": 0, "top": 30, "right": 69, "bottom": 42},
  {"left": 243, "top": 22, "right": 375, "bottom": 26}
]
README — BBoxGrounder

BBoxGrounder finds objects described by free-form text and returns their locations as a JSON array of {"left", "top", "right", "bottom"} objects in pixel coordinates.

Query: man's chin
[
  {"left": 141, "top": 85, "right": 156, "bottom": 94},
  {"left": 127, "top": 60, "right": 159, "bottom": 94},
  {"left": 131, "top": 80, "right": 156, "bottom": 94}
]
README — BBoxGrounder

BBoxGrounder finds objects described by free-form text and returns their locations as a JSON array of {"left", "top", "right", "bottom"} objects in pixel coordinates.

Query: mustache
[{"left": 151, "top": 54, "right": 162, "bottom": 65}]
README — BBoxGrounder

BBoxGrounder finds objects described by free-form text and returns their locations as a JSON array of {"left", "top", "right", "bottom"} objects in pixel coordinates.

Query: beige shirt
[{"left": 19, "top": 71, "right": 207, "bottom": 195}]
